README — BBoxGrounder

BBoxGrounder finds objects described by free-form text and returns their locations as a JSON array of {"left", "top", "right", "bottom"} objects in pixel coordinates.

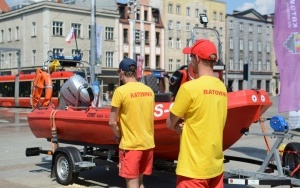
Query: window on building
[
  {"left": 267, "top": 60, "right": 271, "bottom": 71},
  {"left": 266, "top": 26, "right": 270, "bottom": 35},
  {"left": 262, "top": 60, "right": 267, "bottom": 71},
  {"left": 258, "top": 41, "right": 262, "bottom": 52},
  {"left": 62, "top": 0, "right": 75, "bottom": 4},
  {"left": 8, "top": 28, "right": 12, "bottom": 41},
  {"left": 168, "top": 59, "right": 173, "bottom": 71},
  {"left": 156, "top": 55, "right": 160, "bottom": 68},
  {"left": 15, "top": 52, "right": 19, "bottom": 67},
  {"left": 176, "top": 38, "right": 181, "bottom": 49},
  {"left": 176, "top": 5, "right": 181, "bottom": 14},
  {"left": 195, "top": 8, "right": 199, "bottom": 17},
  {"left": 72, "top": 49, "right": 81, "bottom": 56},
  {"left": 52, "top": 21, "right": 63, "bottom": 36},
  {"left": 169, "top": 37, "right": 173, "bottom": 48},
  {"left": 155, "top": 32, "right": 160, "bottom": 46},
  {"left": 239, "top": 59, "right": 243, "bottom": 71},
  {"left": 119, "top": 6, "right": 125, "bottom": 19},
  {"left": 71, "top": 23, "right": 81, "bottom": 38},
  {"left": 144, "top": 10, "right": 148, "bottom": 21},
  {"left": 266, "top": 42, "right": 270, "bottom": 53},
  {"left": 258, "top": 60, "right": 262, "bottom": 71},
  {"left": 32, "top": 50, "right": 36, "bottom": 65},
  {"left": 219, "top": 13, "right": 223, "bottom": 21},
  {"left": 257, "top": 80, "right": 261, "bottom": 89},
  {"left": 168, "top": 20, "right": 173, "bottom": 30},
  {"left": 239, "top": 23, "right": 243, "bottom": 31},
  {"left": 15, "top": 26, "right": 20, "bottom": 40},
  {"left": 53, "top": 48, "right": 63, "bottom": 56},
  {"left": 229, "top": 21, "right": 233, "bottom": 29},
  {"left": 235, "top": 59, "right": 241, "bottom": 70},
  {"left": 105, "top": 27, "right": 114, "bottom": 40},
  {"left": 249, "top": 24, "right": 253, "bottom": 32},
  {"left": 213, "top": 12, "right": 217, "bottom": 20},
  {"left": 168, "top": 4, "right": 173, "bottom": 13},
  {"left": 249, "top": 40, "right": 253, "bottom": 51},
  {"left": 229, "top": 37, "right": 233, "bottom": 49},
  {"left": 258, "top": 25, "right": 262, "bottom": 33},
  {"left": 145, "top": 55, "right": 149, "bottom": 67},
  {"left": 186, "top": 7, "right": 190, "bottom": 16},
  {"left": 88, "top": 25, "right": 91, "bottom": 38},
  {"left": 229, "top": 58, "right": 233, "bottom": 70},
  {"left": 145, "top": 31, "right": 149, "bottom": 44},
  {"left": 219, "top": 27, "right": 223, "bottom": 36},
  {"left": 176, "top": 21, "right": 181, "bottom": 30},
  {"left": 106, "top": 51, "right": 114, "bottom": 67},
  {"left": 135, "top": 30, "right": 140, "bottom": 43},
  {"left": 8, "top": 53, "right": 12, "bottom": 68},
  {"left": 0, "top": 30, "right": 3, "bottom": 43},
  {"left": 31, "top": 22, "right": 36, "bottom": 37},
  {"left": 123, "top": 29, "right": 128, "bottom": 43},
  {"left": 176, "top": 59, "right": 180, "bottom": 69},
  {"left": 0, "top": 54, "right": 5, "bottom": 68},
  {"left": 239, "top": 39, "right": 243, "bottom": 51},
  {"left": 186, "top": 23, "right": 190, "bottom": 31},
  {"left": 266, "top": 80, "right": 270, "bottom": 92},
  {"left": 152, "top": 9, "right": 159, "bottom": 23}
]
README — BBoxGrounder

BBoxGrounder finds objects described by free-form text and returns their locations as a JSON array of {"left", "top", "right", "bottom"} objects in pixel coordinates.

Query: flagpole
[
  {"left": 90, "top": 0, "right": 96, "bottom": 83},
  {"left": 74, "top": 29, "right": 79, "bottom": 56}
]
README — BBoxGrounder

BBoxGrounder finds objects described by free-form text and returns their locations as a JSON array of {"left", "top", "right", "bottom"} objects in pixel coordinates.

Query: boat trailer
[
  {"left": 26, "top": 115, "right": 300, "bottom": 187},
  {"left": 224, "top": 116, "right": 300, "bottom": 187}
]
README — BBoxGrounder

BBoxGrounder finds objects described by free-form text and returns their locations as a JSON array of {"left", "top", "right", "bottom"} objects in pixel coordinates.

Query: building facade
[
  {"left": 150, "top": 0, "right": 226, "bottom": 72},
  {"left": 0, "top": 0, "right": 120, "bottom": 90},
  {"left": 117, "top": 0, "right": 167, "bottom": 92},
  {"left": 226, "top": 9, "right": 276, "bottom": 95}
]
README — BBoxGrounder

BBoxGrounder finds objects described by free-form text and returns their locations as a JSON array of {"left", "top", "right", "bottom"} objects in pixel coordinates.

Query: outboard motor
[{"left": 59, "top": 75, "right": 94, "bottom": 108}]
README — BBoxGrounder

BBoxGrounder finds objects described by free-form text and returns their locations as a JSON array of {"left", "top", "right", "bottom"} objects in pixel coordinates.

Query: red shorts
[
  {"left": 176, "top": 173, "right": 224, "bottom": 188},
  {"left": 118, "top": 149, "right": 154, "bottom": 179}
]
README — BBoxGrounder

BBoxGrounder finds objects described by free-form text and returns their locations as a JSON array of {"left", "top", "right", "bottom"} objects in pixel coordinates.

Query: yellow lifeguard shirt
[
  {"left": 171, "top": 76, "right": 227, "bottom": 179},
  {"left": 111, "top": 82, "right": 155, "bottom": 150}
]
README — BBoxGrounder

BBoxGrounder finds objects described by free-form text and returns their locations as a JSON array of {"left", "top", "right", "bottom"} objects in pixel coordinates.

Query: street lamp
[{"left": 199, "top": 14, "right": 208, "bottom": 28}]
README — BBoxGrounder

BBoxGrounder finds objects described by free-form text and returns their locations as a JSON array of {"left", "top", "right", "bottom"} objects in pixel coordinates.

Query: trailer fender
[{"left": 51, "top": 146, "right": 82, "bottom": 177}]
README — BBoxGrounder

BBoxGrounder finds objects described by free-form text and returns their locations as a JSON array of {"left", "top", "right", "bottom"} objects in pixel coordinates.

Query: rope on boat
[{"left": 50, "top": 109, "right": 59, "bottom": 152}]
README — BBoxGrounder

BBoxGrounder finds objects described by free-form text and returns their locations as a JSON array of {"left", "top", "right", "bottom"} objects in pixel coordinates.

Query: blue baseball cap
[{"left": 119, "top": 58, "right": 137, "bottom": 71}]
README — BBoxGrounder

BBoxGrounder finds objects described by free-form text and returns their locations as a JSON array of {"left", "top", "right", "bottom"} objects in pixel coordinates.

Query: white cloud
[{"left": 237, "top": 0, "right": 275, "bottom": 14}]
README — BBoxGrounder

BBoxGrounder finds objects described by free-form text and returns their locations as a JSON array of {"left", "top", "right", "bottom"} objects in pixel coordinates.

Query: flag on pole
[
  {"left": 274, "top": 0, "right": 300, "bottom": 113},
  {"left": 65, "top": 27, "right": 75, "bottom": 44}
]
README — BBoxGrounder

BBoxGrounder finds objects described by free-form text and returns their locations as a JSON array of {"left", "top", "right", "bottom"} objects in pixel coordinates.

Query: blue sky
[
  {"left": 5, "top": 0, "right": 275, "bottom": 14},
  {"left": 226, "top": 0, "right": 275, "bottom": 14}
]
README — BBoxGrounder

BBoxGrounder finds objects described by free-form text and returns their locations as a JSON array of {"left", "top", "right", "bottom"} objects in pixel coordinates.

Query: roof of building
[{"left": 0, "top": 0, "right": 10, "bottom": 13}]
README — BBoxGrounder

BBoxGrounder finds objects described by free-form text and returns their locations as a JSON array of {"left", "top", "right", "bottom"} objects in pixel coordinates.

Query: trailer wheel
[
  {"left": 54, "top": 153, "right": 79, "bottom": 185},
  {"left": 282, "top": 142, "right": 300, "bottom": 178}
]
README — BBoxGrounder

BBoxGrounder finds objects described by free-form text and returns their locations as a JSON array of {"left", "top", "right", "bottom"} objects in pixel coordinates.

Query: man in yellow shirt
[
  {"left": 166, "top": 39, "right": 227, "bottom": 188},
  {"left": 109, "top": 58, "right": 155, "bottom": 188}
]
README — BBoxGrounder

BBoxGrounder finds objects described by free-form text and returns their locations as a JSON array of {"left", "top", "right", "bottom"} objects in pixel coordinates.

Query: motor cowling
[{"left": 60, "top": 75, "right": 94, "bottom": 107}]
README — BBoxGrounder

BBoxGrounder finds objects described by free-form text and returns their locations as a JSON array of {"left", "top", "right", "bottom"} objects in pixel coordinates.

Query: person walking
[
  {"left": 109, "top": 58, "right": 155, "bottom": 188},
  {"left": 166, "top": 39, "right": 228, "bottom": 188}
]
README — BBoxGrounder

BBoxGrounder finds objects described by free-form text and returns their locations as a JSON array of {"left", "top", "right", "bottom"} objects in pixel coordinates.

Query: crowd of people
[{"left": 109, "top": 39, "right": 228, "bottom": 188}]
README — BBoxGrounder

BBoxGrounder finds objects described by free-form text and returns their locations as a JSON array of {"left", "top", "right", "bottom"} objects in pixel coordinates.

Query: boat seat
[{"left": 155, "top": 93, "right": 172, "bottom": 102}]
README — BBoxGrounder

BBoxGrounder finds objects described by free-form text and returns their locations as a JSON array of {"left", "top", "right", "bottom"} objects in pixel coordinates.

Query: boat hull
[{"left": 27, "top": 89, "right": 272, "bottom": 160}]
